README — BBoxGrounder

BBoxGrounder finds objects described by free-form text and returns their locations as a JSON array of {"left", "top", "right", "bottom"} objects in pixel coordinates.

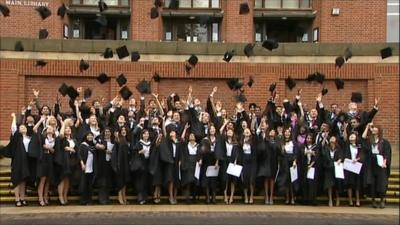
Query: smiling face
[{"left": 19, "top": 124, "right": 27, "bottom": 134}]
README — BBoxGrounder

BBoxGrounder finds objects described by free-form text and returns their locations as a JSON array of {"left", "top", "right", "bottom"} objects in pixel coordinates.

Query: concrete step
[{"left": 388, "top": 184, "right": 399, "bottom": 190}]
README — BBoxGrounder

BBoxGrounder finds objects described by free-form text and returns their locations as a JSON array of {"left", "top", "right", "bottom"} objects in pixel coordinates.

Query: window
[
  {"left": 164, "top": 0, "right": 220, "bottom": 8},
  {"left": 164, "top": 19, "right": 220, "bottom": 42},
  {"left": 254, "top": 20, "right": 312, "bottom": 43},
  {"left": 70, "top": 16, "right": 129, "bottom": 40},
  {"left": 255, "top": 0, "right": 311, "bottom": 9},
  {"left": 71, "top": 0, "right": 128, "bottom": 6}
]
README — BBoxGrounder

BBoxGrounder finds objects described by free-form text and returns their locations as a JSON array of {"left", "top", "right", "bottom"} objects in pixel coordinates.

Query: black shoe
[
  {"left": 15, "top": 201, "right": 22, "bottom": 207},
  {"left": 20, "top": 200, "right": 28, "bottom": 206}
]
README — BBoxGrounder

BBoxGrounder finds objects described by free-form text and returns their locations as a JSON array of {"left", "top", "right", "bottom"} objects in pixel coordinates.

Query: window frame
[
  {"left": 70, "top": 0, "right": 129, "bottom": 7},
  {"left": 163, "top": 19, "right": 220, "bottom": 42},
  {"left": 164, "top": 0, "right": 221, "bottom": 9},
  {"left": 254, "top": 0, "right": 312, "bottom": 9}
]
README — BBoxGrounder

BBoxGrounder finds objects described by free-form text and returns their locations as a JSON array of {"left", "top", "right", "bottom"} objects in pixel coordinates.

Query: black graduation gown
[
  {"left": 181, "top": 142, "right": 201, "bottom": 186},
  {"left": 363, "top": 139, "right": 392, "bottom": 198},
  {"left": 199, "top": 138, "right": 219, "bottom": 190},
  {"left": 111, "top": 141, "right": 131, "bottom": 191},
  {"left": 78, "top": 142, "right": 97, "bottom": 193},
  {"left": 300, "top": 144, "right": 320, "bottom": 204},
  {"left": 275, "top": 141, "right": 300, "bottom": 194},
  {"left": 240, "top": 142, "right": 257, "bottom": 189},
  {"left": 36, "top": 135, "right": 56, "bottom": 184},
  {"left": 256, "top": 134, "right": 278, "bottom": 179},
  {"left": 53, "top": 137, "right": 80, "bottom": 187},
  {"left": 217, "top": 136, "right": 240, "bottom": 186},
  {"left": 322, "top": 146, "right": 344, "bottom": 191},
  {"left": 131, "top": 140, "right": 152, "bottom": 202},
  {"left": 149, "top": 142, "right": 162, "bottom": 186},
  {"left": 159, "top": 138, "right": 181, "bottom": 186},
  {"left": 95, "top": 137, "right": 115, "bottom": 204},
  {"left": 343, "top": 143, "right": 364, "bottom": 191}
]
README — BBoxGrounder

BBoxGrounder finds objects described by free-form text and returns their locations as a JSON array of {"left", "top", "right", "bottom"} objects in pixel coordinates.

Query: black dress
[
  {"left": 54, "top": 137, "right": 80, "bottom": 187},
  {"left": 111, "top": 141, "right": 131, "bottom": 191},
  {"left": 159, "top": 138, "right": 181, "bottom": 186},
  {"left": 200, "top": 137, "right": 219, "bottom": 191},
  {"left": 300, "top": 144, "right": 320, "bottom": 204},
  {"left": 322, "top": 146, "right": 344, "bottom": 192},
  {"left": 218, "top": 137, "right": 240, "bottom": 186},
  {"left": 181, "top": 142, "right": 201, "bottom": 187},
  {"left": 131, "top": 140, "right": 153, "bottom": 202},
  {"left": 96, "top": 137, "right": 115, "bottom": 204},
  {"left": 240, "top": 142, "right": 257, "bottom": 189},
  {"left": 256, "top": 134, "right": 278, "bottom": 179},
  {"left": 36, "top": 135, "right": 56, "bottom": 185},
  {"left": 276, "top": 141, "right": 300, "bottom": 194},
  {"left": 343, "top": 143, "right": 364, "bottom": 191}
]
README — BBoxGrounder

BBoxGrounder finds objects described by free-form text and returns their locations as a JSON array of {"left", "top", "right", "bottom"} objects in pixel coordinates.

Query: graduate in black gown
[
  {"left": 149, "top": 132, "right": 163, "bottom": 204},
  {"left": 180, "top": 123, "right": 201, "bottom": 203},
  {"left": 111, "top": 126, "right": 131, "bottom": 205},
  {"left": 240, "top": 128, "right": 257, "bottom": 204},
  {"left": 322, "top": 136, "right": 344, "bottom": 207},
  {"left": 344, "top": 132, "right": 364, "bottom": 207},
  {"left": 300, "top": 133, "right": 320, "bottom": 205},
  {"left": 78, "top": 132, "right": 97, "bottom": 205},
  {"left": 131, "top": 129, "right": 153, "bottom": 204},
  {"left": 362, "top": 123, "right": 392, "bottom": 208}
]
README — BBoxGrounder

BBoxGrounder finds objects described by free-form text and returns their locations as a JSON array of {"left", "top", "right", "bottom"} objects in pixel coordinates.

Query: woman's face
[
  {"left": 47, "top": 126, "right": 54, "bottom": 135},
  {"left": 226, "top": 129, "right": 234, "bottom": 138},
  {"left": 86, "top": 133, "right": 94, "bottom": 142},
  {"left": 118, "top": 115, "right": 125, "bottom": 123},
  {"left": 143, "top": 131, "right": 149, "bottom": 140},
  {"left": 19, "top": 124, "right": 27, "bottom": 134},
  {"left": 371, "top": 127, "right": 379, "bottom": 135},
  {"left": 349, "top": 133, "right": 357, "bottom": 143},
  {"left": 277, "top": 126, "right": 283, "bottom": 133},
  {"left": 104, "top": 129, "right": 111, "bottom": 139},
  {"left": 329, "top": 136, "right": 336, "bottom": 145},
  {"left": 65, "top": 126, "right": 72, "bottom": 136},
  {"left": 189, "top": 133, "right": 196, "bottom": 142},
  {"left": 306, "top": 135, "right": 313, "bottom": 144},
  {"left": 209, "top": 126, "right": 216, "bottom": 135},
  {"left": 244, "top": 128, "right": 251, "bottom": 138},
  {"left": 299, "top": 126, "right": 306, "bottom": 134},
  {"left": 202, "top": 113, "right": 210, "bottom": 123},
  {"left": 26, "top": 115, "right": 35, "bottom": 125},
  {"left": 173, "top": 112, "right": 180, "bottom": 122},
  {"left": 48, "top": 116, "right": 57, "bottom": 126},
  {"left": 284, "top": 129, "right": 291, "bottom": 139},
  {"left": 170, "top": 130, "right": 177, "bottom": 139},
  {"left": 90, "top": 107, "right": 96, "bottom": 115},
  {"left": 241, "top": 120, "right": 248, "bottom": 129},
  {"left": 221, "top": 109, "right": 227, "bottom": 118},
  {"left": 227, "top": 122, "right": 234, "bottom": 130},
  {"left": 120, "top": 128, "right": 127, "bottom": 137},
  {"left": 260, "top": 121, "right": 267, "bottom": 131},
  {"left": 269, "top": 129, "right": 276, "bottom": 138}
]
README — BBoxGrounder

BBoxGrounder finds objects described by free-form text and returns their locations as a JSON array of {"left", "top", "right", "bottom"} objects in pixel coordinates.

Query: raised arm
[{"left": 152, "top": 93, "right": 165, "bottom": 117}]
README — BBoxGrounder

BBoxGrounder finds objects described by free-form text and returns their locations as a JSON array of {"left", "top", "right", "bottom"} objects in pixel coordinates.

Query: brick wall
[
  {"left": 130, "top": 0, "right": 163, "bottom": 41},
  {"left": 0, "top": 59, "right": 398, "bottom": 146},
  {"left": 222, "top": 0, "right": 254, "bottom": 43}
]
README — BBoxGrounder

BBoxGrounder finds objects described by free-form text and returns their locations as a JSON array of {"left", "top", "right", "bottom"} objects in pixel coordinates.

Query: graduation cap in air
[
  {"left": 244, "top": 43, "right": 255, "bottom": 57},
  {"left": 188, "top": 54, "right": 198, "bottom": 67},
  {"left": 262, "top": 39, "right": 279, "bottom": 51},
  {"left": 98, "top": 0, "right": 108, "bottom": 12},
  {"left": 227, "top": 78, "right": 244, "bottom": 91},
  {"left": 35, "top": 6, "right": 52, "bottom": 20},
  {"left": 67, "top": 86, "right": 79, "bottom": 99},
  {"left": 335, "top": 56, "right": 345, "bottom": 68},
  {"left": 269, "top": 82, "right": 276, "bottom": 93},
  {"left": 35, "top": 60, "right": 47, "bottom": 67},
  {"left": 15, "top": 41, "right": 24, "bottom": 52},
  {"left": 97, "top": 73, "right": 110, "bottom": 84},
  {"left": 131, "top": 51, "right": 140, "bottom": 62},
  {"left": 321, "top": 88, "right": 328, "bottom": 96},
  {"left": 136, "top": 80, "right": 152, "bottom": 94},
  {"left": 153, "top": 72, "right": 161, "bottom": 82},
  {"left": 235, "top": 90, "right": 247, "bottom": 103},
  {"left": 314, "top": 72, "right": 325, "bottom": 84},
  {"left": 285, "top": 76, "right": 296, "bottom": 90},
  {"left": 116, "top": 74, "right": 127, "bottom": 87},
  {"left": 351, "top": 92, "right": 362, "bottom": 103},
  {"left": 0, "top": 4, "right": 10, "bottom": 17},
  {"left": 57, "top": 3, "right": 67, "bottom": 18},
  {"left": 84, "top": 88, "right": 92, "bottom": 99},
  {"left": 58, "top": 83, "right": 69, "bottom": 97},
  {"left": 306, "top": 73, "right": 316, "bottom": 82},
  {"left": 380, "top": 47, "right": 392, "bottom": 59},
  {"left": 247, "top": 76, "right": 254, "bottom": 87},
  {"left": 102, "top": 48, "right": 113, "bottom": 59},
  {"left": 169, "top": 0, "right": 179, "bottom": 9},
  {"left": 79, "top": 59, "right": 89, "bottom": 72},
  {"left": 150, "top": 7, "right": 159, "bottom": 19},
  {"left": 154, "top": 0, "right": 163, "bottom": 7},
  {"left": 239, "top": 2, "right": 250, "bottom": 15},
  {"left": 39, "top": 29, "right": 49, "bottom": 39},
  {"left": 116, "top": 45, "right": 129, "bottom": 59},
  {"left": 335, "top": 78, "right": 345, "bottom": 90},
  {"left": 344, "top": 48, "right": 352, "bottom": 61},
  {"left": 185, "top": 64, "right": 192, "bottom": 73},
  {"left": 223, "top": 50, "right": 235, "bottom": 63},
  {"left": 95, "top": 15, "right": 108, "bottom": 26},
  {"left": 119, "top": 86, "right": 133, "bottom": 100}
]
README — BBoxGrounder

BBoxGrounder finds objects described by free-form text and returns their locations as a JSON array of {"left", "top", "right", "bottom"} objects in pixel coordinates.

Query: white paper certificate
[
  {"left": 206, "top": 166, "right": 219, "bottom": 177},
  {"left": 334, "top": 162, "right": 345, "bottom": 179},
  {"left": 290, "top": 166, "right": 298, "bottom": 182},
  {"left": 376, "top": 155, "right": 384, "bottom": 167},
  {"left": 226, "top": 163, "right": 243, "bottom": 178},
  {"left": 307, "top": 167, "right": 315, "bottom": 180},
  {"left": 194, "top": 162, "right": 201, "bottom": 180},
  {"left": 343, "top": 158, "right": 363, "bottom": 174}
]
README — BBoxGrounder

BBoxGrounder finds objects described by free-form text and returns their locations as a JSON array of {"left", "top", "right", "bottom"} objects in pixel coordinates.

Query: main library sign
[{"left": 5, "top": 0, "right": 49, "bottom": 7}]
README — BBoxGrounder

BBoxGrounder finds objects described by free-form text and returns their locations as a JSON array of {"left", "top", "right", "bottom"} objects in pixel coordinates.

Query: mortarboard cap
[
  {"left": 235, "top": 91, "right": 247, "bottom": 103},
  {"left": 244, "top": 43, "right": 255, "bottom": 57},
  {"left": 334, "top": 78, "right": 344, "bottom": 90},
  {"left": 79, "top": 59, "right": 89, "bottom": 72},
  {"left": 314, "top": 72, "right": 325, "bottom": 84},
  {"left": 39, "top": 29, "right": 48, "bottom": 39},
  {"left": 136, "top": 80, "right": 151, "bottom": 94},
  {"left": 227, "top": 78, "right": 244, "bottom": 90},
  {"left": 262, "top": 39, "right": 279, "bottom": 51},
  {"left": 188, "top": 54, "right": 198, "bottom": 67},
  {"left": 116, "top": 74, "right": 127, "bottom": 87},
  {"left": 153, "top": 72, "right": 161, "bottom": 82},
  {"left": 35, "top": 6, "right": 51, "bottom": 20},
  {"left": 169, "top": 0, "right": 179, "bottom": 9},
  {"left": 119, "top": 86, "right": 133, "bottom": 100},
  {"left": 84, "top": 88, "right": 92, "bottom": 99},
  {"left": 351, "top": 92, "right": 362, "bottom": 103},
  {"left": 131, "top": 51, "right": 141, "bottom": 62},
  {"left": 269, "top": 82, "right": 276, "bottom": 93},
  {"left": 35, "top": 60, "right": 47, "bottom": 67},
  {"left": 335, "top": 56, "right": 345, "bottom": 68},
  {"left": 285, "top": 76, "right": 296, "bottom": 90},
  {"left": 57, "top": 4, "right": 67, "bottom": 18},
  {"left": 58, "top": 83, "right": 69, "bottom": 97},
  {"left": 223, "top": 50, "right": 234, "bottom": 63},
  {"left": 15, "top": 41, "right": 24, "bottom": 51},
  {"left": 154, "top": 0, "right": 163, "bottom": 7},
  {"left": 344, "top": 48, "right": 352, "bottom": 61},
  {"left": 150, "top": 7, "right": 159, "bottom": 19},
  {"left": 95, "top": 15, "right": 107, "bottom": 26},
  {"left": 97, "top": 73, "right": 110, "bottom": 84},
  {"left": 67, "top": 86, "right": 79, "bottom": 99},
  {"left": 0, "top": 4, "right": 10, "bottom": 17},
  {"left": 321, "top": 88, "right": 328, "bottom": 96},
  {"left": 98, "top": 0, "right": 108, "bottom": 12},
  {"left": 306, "top": 73, "right": 316, "bottom": 82},
  {"left": 239, "top": 2, "right": 250, "bottom": 15},
  {"left": 380, "top": 47, "right": 392, "bottom": 59},
  {"left": 247, "top": 76, "right": 254, "bottom": 88},
  {"left": 116, "top": 45, "right": 129, "bottom": 59},
  {"left": 102, "top": 47, "right": 113, "bottom": 59}
]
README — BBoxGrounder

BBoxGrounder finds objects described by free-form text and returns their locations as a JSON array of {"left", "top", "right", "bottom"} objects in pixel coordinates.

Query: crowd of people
[{"left": 1, "top": 84, "right": 392, "bottom": 209}]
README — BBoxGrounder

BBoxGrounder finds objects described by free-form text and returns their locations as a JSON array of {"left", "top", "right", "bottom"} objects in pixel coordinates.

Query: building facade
[{"left": 0, "top": 0, "right": 399, "bottom": 160}]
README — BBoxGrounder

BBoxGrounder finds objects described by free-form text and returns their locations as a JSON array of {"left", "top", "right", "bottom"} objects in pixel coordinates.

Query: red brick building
[{"left": 0, "top": 0, "right": 399, "bottom": 159}]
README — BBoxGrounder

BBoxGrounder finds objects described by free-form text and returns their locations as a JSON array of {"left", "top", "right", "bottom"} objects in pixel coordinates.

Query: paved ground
[{"left": 0, "top": 205, "right": 398, "bottom": 225}]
